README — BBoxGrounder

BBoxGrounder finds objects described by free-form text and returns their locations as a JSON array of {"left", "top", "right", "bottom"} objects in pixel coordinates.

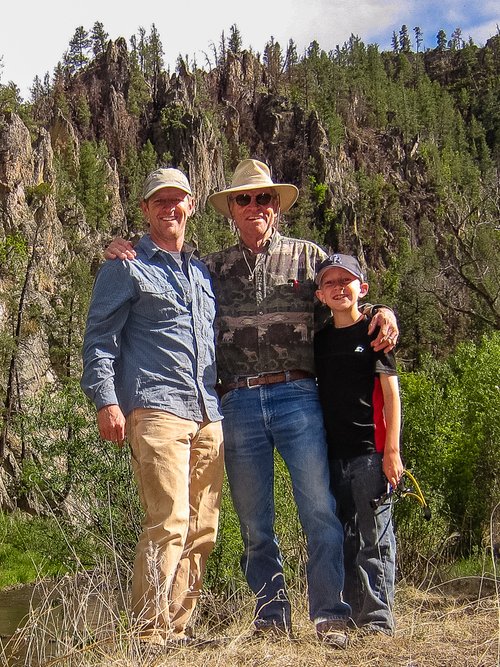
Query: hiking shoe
[
  {"left": 137, "top": 635, "right": 219, "bottom": 653},
  {"left": 180, "top": 635, "right": 222, "bottom": 648},
  {"left": 136, "top": 639, "right": 166, "bottom": 658},
  {"left": 252, "top": 619, "right": 291, "bottom": 640},
  {"left": 316, "top": 619, "right": 349, "bottom": 649},
  {"left": 358, "top": 624, "right": 394, "bottom": 637}
]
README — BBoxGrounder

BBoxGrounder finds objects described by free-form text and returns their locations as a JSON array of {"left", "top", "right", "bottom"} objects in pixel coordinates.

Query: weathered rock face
[
  {"left": 0, "top": 107, "right": 125, "bottom": 509},
  {"left": 0, "top": 117, "right": 64, "bottom": 382},
  {"left": 0, "top": 112, "right": 36, "bottom": 232},
  {"left": 183, "top": 116, "right": 226, "bottom": 212},
  {"left": 0, "top": 115, "right": 55, "bottom": 507},
  {"left": 49, "top": 110, "right": 80, "bottom": 174},
  {"left": 33, "top": 129, "right": 56, "bottom": 186},
  {"left": 44, "top": 40, "right": 424, "bottom": 243},
  {"left": 105, "top": 157, "right": 127, "bottom": 232},
  {"left": 0, "top": 39, "right": 441, "bottom": 510},
  {"left": 77, "top": 38, "right": 140, "bottom": 162}
]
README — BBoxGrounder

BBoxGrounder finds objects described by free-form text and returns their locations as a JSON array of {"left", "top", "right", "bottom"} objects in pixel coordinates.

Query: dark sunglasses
[{"left": 232, "top": 192, "right": 274, "bottom": 207}]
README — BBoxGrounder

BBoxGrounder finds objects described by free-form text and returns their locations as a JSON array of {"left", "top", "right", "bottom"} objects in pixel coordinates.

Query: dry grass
[{"left": 2, "top": 569, "right": 499, "bottom": 667}]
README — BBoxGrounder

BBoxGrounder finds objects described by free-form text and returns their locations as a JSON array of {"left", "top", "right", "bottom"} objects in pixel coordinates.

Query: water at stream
[
  {"left": 0, "top": 576, "right": 125, "bottom": 666},
  {"left": 0, "top": 584, "right": 41, "bottom": 666},
  {"left": 0, "top": 584, "right": 35, "bottom": 638}
]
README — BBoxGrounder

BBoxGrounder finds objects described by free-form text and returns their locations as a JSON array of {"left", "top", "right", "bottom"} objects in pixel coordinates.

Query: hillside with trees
[{"left": 0, "top": 22, "right": 498, "bottom": 588}]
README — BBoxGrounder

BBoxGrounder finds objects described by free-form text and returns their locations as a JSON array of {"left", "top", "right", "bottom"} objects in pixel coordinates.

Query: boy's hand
[
  {"left": 105, "top": 238, "right": 136, "bottom": 260},
  {"left": 382, "top": 451, "right": 404, "bottom": 489},
  {"left": 368, "top": 308, "right": 399, "bottom": 352}
]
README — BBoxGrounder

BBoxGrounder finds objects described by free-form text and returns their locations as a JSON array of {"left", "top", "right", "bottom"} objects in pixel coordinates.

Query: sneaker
[{"left": 316, "top": 619, "right": 349, "bottom": 649}]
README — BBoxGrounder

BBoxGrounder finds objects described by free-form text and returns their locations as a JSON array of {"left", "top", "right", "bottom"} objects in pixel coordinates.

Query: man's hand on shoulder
[
  {"left": 367, "top": 307, "right": 399, "bottom": 352},
  {"left": 105, "top": 238, "right": 136, "bottom": 261},
  {"left": 97, "top": 404, "right": 126, "bottom": 445}
]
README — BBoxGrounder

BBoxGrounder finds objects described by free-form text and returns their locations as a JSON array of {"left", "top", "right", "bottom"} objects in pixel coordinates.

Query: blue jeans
[
  {"left": 221, "top": 379, "right": 350, "bottom": 627},
  {"left": 330, "top": 453, "right": 396, "bottom": 633}
]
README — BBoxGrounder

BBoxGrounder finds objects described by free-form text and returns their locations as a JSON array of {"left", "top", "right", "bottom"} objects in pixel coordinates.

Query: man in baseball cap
[{"left": 81, "top": 167, "right": 223, "bottom": 645}]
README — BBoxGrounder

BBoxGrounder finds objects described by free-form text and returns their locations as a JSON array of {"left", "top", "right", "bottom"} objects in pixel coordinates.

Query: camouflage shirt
[{"left": 203, "top": 231, "right": 328, "bottom": 384}]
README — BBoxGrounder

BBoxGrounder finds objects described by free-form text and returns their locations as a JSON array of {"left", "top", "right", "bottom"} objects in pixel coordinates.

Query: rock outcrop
[{"left": 1, "top": 35, "right": 496, "bottom": 509}]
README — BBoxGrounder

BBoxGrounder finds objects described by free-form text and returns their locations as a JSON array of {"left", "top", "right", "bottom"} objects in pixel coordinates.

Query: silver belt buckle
[{"left": 245, "top": 374, "right": 261, "bottom": 388}]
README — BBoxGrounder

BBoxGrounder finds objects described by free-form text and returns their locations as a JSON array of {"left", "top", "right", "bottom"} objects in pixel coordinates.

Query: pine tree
[
  {"left": 127, "top": 58, "right": 151, "bottom": 116},
  {"left": 64, "top": 26, "right": 92, "bottom": 73},
  {"left": 29, "top": 75, "right": 46, "bottom": 103},
  {"left": 366, "top": 44, "right": 389, "bottom": 127},
  {"left": 436, "top": 30, "right": 447, "bottom": 52},
  {"left": 0, "top": 80, "right": 22, "bottom": 113},
  {"left": 285, "top": 39, "right": 298, "bottom": 70},
  {"left": 450, "top": 28, "right": 464, "bottom": 50},
  {"left": 391, "top": 31, "right": 399, "bottom": 53},
  {"left": 145, "top": 24, "right": 164, "bottom": 104},
  {"left": 414, "top": 26, "right": 423, "bottom": 53},
  {"left": 228, "top": 24, "right": 242, "bottom": 55},
  {"left": 90, "top": 21, "right": 109, "bottom": 57},
  {"left": 399, "top": 25, "right": 412, "bottom": 53},
  {"left": 135, "top": 26, "right": 148, "bottom": 74},
  {"left": 218, "top": 30, "right": 227, "bottom": 65},
  {"left": 263, "top": 36, "right": 283, "bottom": 93},
  {"left": 123, "top": 141, "right": 158, "bottom": 229},
  {"left": 76, "top": 141, "right": 112, "bottom": 230}
]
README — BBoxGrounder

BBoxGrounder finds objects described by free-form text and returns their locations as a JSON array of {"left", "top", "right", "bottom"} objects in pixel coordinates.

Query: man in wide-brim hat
[{"left": 204, "top": 158, "right": 398, "bottom": 647}]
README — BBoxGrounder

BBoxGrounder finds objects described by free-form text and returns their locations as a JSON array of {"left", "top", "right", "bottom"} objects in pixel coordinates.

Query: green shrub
[{"left": 398, "top": 331, "right": 500, "bottom": 577}]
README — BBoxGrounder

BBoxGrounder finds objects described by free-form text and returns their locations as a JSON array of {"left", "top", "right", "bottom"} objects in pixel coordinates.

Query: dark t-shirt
[{"left": 314, "top": 315, "right": 397, "bottom": 460}]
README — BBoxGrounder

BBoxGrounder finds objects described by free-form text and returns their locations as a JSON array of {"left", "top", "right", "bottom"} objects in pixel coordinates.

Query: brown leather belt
[{"left": 217, "top": 370, "right": 314, "bottom": 398}]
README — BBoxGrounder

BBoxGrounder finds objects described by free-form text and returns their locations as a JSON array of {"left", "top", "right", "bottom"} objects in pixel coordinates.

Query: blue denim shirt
[{"left": 81, "top": 234, "right": 222, "bottom": 423}]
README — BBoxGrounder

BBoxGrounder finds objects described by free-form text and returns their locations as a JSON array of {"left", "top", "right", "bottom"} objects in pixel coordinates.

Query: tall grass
[
  {"left": 1, "top": 500, "right": 498, "bottom": 667},
  {"left": 2, "top": 554, "right": 498, "bottom": 666}
]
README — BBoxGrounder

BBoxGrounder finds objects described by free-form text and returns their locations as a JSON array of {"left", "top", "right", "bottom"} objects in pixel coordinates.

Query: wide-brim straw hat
[{"left": 208, "top": 159, "right": 299, "bottom": 218}]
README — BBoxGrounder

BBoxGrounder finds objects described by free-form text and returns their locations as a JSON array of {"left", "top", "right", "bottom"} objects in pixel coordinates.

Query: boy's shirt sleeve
[{"left": 370, "top": 325, "right": 398, "bottom": 376}]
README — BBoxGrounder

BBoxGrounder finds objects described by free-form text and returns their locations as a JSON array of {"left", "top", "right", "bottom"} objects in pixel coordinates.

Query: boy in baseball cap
[{"left": 314, "top": 253, "right": 403, "bottom": 637}]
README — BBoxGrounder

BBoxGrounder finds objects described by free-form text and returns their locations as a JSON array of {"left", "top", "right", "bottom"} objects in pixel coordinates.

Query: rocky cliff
[{"left": 0, "top": 35, "right": 498, "bottom": 509}]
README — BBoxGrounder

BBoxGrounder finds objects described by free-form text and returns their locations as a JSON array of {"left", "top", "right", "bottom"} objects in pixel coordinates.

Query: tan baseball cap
[{"left": 142, "top": 168, "right": 192, "bottom": 200}]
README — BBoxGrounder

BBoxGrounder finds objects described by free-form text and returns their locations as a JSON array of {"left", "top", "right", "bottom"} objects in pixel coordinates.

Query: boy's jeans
[
  {"left": 221, "top": 378, "right": 350, "bottom": 628},
  {"left": 330, "top": 452, "right": 396, "bottom": 633}
]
